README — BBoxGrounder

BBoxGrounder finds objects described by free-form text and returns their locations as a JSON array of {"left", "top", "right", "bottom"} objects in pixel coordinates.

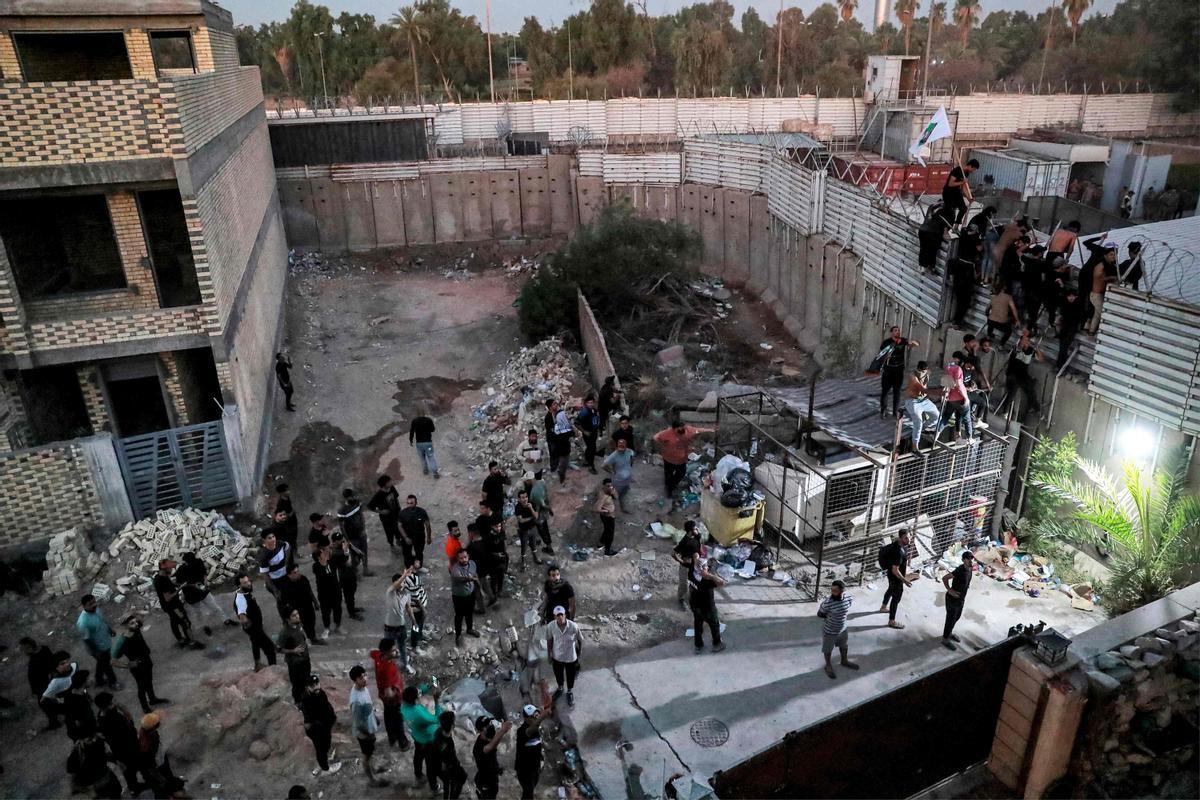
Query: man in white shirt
[{"left": 544, "top": 605, "right": 583, "bottom": 707}]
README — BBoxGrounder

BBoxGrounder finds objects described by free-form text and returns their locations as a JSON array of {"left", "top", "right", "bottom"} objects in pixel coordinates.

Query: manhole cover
[{"left": 690, "top": 717, "right": 730, "bottom": 747}]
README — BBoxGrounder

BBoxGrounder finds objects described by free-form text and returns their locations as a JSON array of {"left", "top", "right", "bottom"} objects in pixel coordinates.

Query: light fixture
[{"left": 1118, "top": 425, "right": 1154, "bottom": 462}]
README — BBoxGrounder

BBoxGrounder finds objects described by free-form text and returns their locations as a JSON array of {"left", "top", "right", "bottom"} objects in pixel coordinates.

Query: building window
[
  {"left": 0, "top": 195, "right": 126, "bottom": 298},
  {"left": 13, "top": 32, "right": 132, "bottom": 81},
  {"left": 138, "top": 189, "right": 201, "bottom": 307},
  {"left": 149, "top": 31, "right": 196, "bottom": 74}
]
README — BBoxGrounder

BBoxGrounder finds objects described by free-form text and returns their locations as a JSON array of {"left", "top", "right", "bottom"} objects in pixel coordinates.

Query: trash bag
[
  {"left": 720, "top": 468, "right": 752, "bottom": 508},
  {"left": 750, "top": 542, "right": 776, "bottom": 569},
  {"left": 478, "top": 685, "right": 505, "bottom": 721}
]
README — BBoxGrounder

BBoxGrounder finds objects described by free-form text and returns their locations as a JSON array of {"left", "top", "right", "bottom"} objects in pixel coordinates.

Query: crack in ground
[{"left": 610, "top": 665, "right": 691, "bottom": 772}]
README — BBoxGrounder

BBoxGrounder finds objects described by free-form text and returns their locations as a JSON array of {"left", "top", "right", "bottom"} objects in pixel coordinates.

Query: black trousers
[
  {"left": 953, "top": 283, "right": 974, "bottom": 326},
  {"left": 319, "top": 594, "right": 342, "bottom": 630},
  {"left": 663, "top": 462, "right": 686, "bottom": 496},
  {"left": 282, "top": 382, "right": 295, "bottom": 409},
  {"left": 286, "top": 658, "right": 310, "bottom": 703},
  {"left": 692, "top": 604, "right": 721, "bottom": 647},
  {"left": 1004, "top": 374, "right": 1040, "bottom": 414},
  {"left": 383, "top": 703, "right": 409, "bottom": 747},
  {"left": 93, "top": 651, "right": 119, "bottom": 687},
  {"left": 1056, "top": 329, "right": 1077, "bottom": 370},
  {"left": 987, "top": 319, "right": 1013, "bottom": 346},
  {"left": 164, "top": 604, "right": 192, "bottom": 642},
  {"left": 517, "top": 763, "right": 541, "bottom": 800},
  {"left": 298, "top": 607, "right": 318, "bottom": 641},
  {"left": 880, "top": 367, "right": 904, "bottom": 415},
  {"left": 487, "top": 563, "right": 506, "bottom": 598},
  {"left": 341, "top": 572, "right": 359, "bottom": 613},
  {"left": 453, "top": 593, "right": 475, "bottom": 636},
  {"left": 943, "top": 193, "right": 967, "bottom": 225},
  {"left": 443, "top": 764, "right": 467, "bottom": 799},
  {"left": 411, "top": 606, "right": 425, "bottom": 649},
  {"left": 474, "top": 770, "right": 499, "bottom": 800},
  {"left": 944, "top": 599, "right": 965, "bottom": 639},
  {"left": 130, "top": 661, "right": 157, "bottom": 712},
  {"left": 309, "top": 723, "right": 332, "bottom": 770},
  {"left": 551, "top": 658, "right": 579, "bottom": 690},
  {"left": 882, "top": 575, "right": 904, "bottom": 621},
  {"left": 244, "top": 624, "right": 276, "bottom": 666},
  {"left": 413, "top": 741, "right": 438, "bottom": 788},
  {"left": 600, "top": 515, "right": 615, "bottom": 551},
  {"left": 381, "top": 517, "right": 400, "bottom": 548},
  {"left": 582, "top": 432, "right": 598, "bottom": 468}
]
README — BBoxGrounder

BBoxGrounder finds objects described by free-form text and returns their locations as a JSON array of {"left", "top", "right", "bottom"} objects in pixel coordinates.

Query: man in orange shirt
[
  {"left": 444, "top": 521, "right": 463, "bottom": 570},
  {"left": 652, "top": 421, "right": 715, "bottom": 510}
]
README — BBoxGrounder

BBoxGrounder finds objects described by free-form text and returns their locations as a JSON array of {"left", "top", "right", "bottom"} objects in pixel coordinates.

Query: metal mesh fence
[{"left": 716, "top": 390, "right": 1016, "bottom": 598}]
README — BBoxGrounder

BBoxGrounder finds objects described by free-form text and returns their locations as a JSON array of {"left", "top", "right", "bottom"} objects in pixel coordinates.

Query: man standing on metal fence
[{"left": 873, "top": 326, "right": 920, "bottom": 419}]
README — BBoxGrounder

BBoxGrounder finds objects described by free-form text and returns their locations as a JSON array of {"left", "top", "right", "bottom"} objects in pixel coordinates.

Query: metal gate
[
  {"left": 710, "top": 635, "right": 1023, "bottom": 798},
  {"left": 115, "top": 421, "right": 237, "bottom": 519}
]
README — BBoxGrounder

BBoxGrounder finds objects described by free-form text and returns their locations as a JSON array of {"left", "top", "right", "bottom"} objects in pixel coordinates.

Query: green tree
[
  {"left": 517, "top": 204, "right": 700, "bottom": 341},
  {"left": 584, "top": 0, "right": 645, "bottom": 73},
  {"left": 895, "top": 0, "right": 920, "bottom": 54},
  {"left": 953, "top": 0, "right": 981, "bottom": 51},
  {"left": 671, "top": 12, "right": 733, "bottom": 93},
  {"left": 1023, "top": 432, "right": 1078, "bottom": 528},
  {"left": 839, "top": 0, "right": 860, "bottom": 24},
  {"left": 282, "top": 0, "right": 335, "bottom": 98},
  {"left": 1062, "top": 0, "right": 1092, "bottom": 45},
  {"left": 1033, "top": 447, "right": 1200, "bottom": 615},
  {"left": 391, "top": 6, "right": 424, "bottom": 101}
]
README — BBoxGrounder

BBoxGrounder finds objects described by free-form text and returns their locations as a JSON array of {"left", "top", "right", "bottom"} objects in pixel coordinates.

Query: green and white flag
[{"left": 909, "top": 106, "right": 952, "bottom": 166}]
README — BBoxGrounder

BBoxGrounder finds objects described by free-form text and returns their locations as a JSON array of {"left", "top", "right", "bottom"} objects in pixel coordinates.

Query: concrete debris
[
  {"left": 656, "top": 345, "right": 685, "bottom": 367},
  {"left": 465, "top": 338, "right": 584, "bottom": 472},
  {"left": 503, "top": 255, "right": 540, "bottom": 276},
  {"left": 106, "top": 508, "right": 256, "bottom": 596},
  {"left": 42, "top": 528, "right": 103, "bottom": 597}
]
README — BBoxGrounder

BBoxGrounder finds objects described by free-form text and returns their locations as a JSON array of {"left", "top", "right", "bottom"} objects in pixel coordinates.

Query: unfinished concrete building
[{"left": 0, "top": 0, "right": 286, "bottom": 539}]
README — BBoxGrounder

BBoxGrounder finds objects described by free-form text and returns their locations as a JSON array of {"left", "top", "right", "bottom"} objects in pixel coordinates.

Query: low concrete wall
[{"left": 577, "top": 290, "right": 619, "bottom": 391}]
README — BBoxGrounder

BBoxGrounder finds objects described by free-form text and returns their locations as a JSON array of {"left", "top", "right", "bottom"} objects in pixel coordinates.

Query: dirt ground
[{"left": 0, "top": 241, "right": 810, "bottom": 799}]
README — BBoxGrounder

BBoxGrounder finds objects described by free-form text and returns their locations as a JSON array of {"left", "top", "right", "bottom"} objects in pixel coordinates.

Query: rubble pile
[
  {"left": 1078, "top": 614, "right": 1199, "bottom": 797},
  {"left": 464, "top": 338, "right": 584, "bottom": 471},
  {"left": 42, "top": 528, "right": 104, "bottom": 597},
  {"left": 105, "top": 508, "right": 255, "bottom": 599}
]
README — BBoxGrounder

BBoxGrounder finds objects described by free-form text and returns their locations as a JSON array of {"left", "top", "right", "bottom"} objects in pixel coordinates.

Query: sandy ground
[{"left": 0, "top": 247, "right": 1108, "bottom": 799}]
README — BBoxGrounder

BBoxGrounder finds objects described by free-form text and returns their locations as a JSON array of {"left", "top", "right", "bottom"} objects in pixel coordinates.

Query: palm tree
[
  {"left": 1034, "top": 447, "right": 1200, "bottom": 615},
  {"left": 839, "top": 0, "right": 859, "bottom": 24},
  {"left": 930, "top": 1, "right": 947, "bottom": 34},
  {"left": 391, "top": 6, "right": 423, "bottom": 103},
  {"left": 895, "top": 0, "right": 919, "bottom": 54},
  {"left": 1062, "top": 0, "right": 1092, "bottom": 46},
  {"left": 952, "top": 0, "right": 980, "bottom": 52}
]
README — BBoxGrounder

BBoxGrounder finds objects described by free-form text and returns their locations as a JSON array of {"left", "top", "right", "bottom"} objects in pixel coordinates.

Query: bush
[
  {"left": 1023, "top": 432, "right": 1078, "bottom": 531},
  {"left": 517, "top": 202, "right": 701, "bottom": 342}
]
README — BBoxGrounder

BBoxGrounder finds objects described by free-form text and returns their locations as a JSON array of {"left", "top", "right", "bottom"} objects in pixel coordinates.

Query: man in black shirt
[
  {"left": 597, "top": 376, "right": 621, "bottom": 433},
  {"left": 610, "top": 415, "right": 636, "bottom": 452},
  {"left": 689, "top": 555, "right": 727, "bottom": 653},
  {"left": 274, "top": 483, "right": 299, "bottom": 551},
  {"left": 281, "top": 563, "right": 325, "bottom": 645},
  {"left": 368, "top": 475, "right": 402, "bottom": 550},
  {"left": 481, "top": 462, "right": 510, "bottom": 520},
  {"left": 329, "top": 533, "right": 364, "bottom": 619},
  {"left": 276, "top": 352, "right": 295, "bottom": 412},
  {"left": 409, "top": 413, "right": 440, "bottom": 478},
  {"left": 671, "top": 521, "right": 702, "bottom": 610},
  {"left": 877, "top": 326, "right": 921, "bottom": 418},
  {"left": 465, "top": 524, "right": 493, "bottom": 611},
  {"left": 397, "top": 494, "right": 432, "bottom": 570},
  {"left": 312, "top": 547, "right": 343, "bottom": 637},
  {"left": 301, "top": 673, "right": 341, "bottom": 774},
  {"left": 95, "top": 691, "right": 144, "bottom": 793},
  {"left": 1055, "top": 286, "right": 1083, "bottom": 371},
  {"left": 153, "top": 560, "right": 201, "bottom": 649},
  {"left": 307, "top": 513, "right": 331, "bottom": 559},
  {"left": 112, "top": 613, "right": 167, "bottom": 713},
  {"left": 473, "top": 716, "right": 512, "bottom": 800},
  {"left": 941, "top": 551, "right": 974, "bottom": 649},
  {"left": 1119, "top": 241, "right": 1144, "bottom": 290},
  {"left": 337, "top": 488, "right": 370, "bottom": 576},
  {"left": 1000, "top": 330, "right": 1043, "bottom": 417},
  {"left": 942, "top": 158, "right": 978, "bottom": 226},
  {"left": 950, "top": 256, "right": 977, "bottom": 327},
  {"left": 541, "top": 566, "right": 576, "bottom": 623},
  {"left": 481, "top": 513, "right": 509, "bottom": 602},
  {"left": 20, "top": 637, "right": 56, "bottom": 726},
  {"left": 234, "top": 572, "right": 277, "bottom": 671},
  {"left": 878, "top": 529, "right": 913, "bottom": 629}
]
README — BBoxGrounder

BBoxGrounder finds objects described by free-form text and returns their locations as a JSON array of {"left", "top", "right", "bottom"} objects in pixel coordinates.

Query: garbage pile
[
  {"left": 934, "top": 541, "right": 1098, "bottom": 610},
  {"left": 691, "top": 276, "right": 735, "bottom": 320},
  {"left": 104, "top": 509, "right": 255, "bottom": 601},
  {"left": 463, "top": 338, "right": 584, "bottom": 472},
  {"left": 42, "top": 528, "right": 104, "bottom": 598},
  {"left": 503, "top": 255, "right": 540, "bottom": 277}
]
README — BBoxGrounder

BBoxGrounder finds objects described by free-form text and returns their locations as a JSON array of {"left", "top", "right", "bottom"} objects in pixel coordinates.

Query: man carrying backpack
[{"left": 878, "top": 529, "right": 913, "bottom": 630}]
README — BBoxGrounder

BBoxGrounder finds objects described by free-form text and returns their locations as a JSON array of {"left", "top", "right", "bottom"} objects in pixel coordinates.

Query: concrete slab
[
  {"left": 679, "top": 182, "right": 702, "bottom": 237},
  {"left": 278, "top": 178, "right": 319, "bottom": 249},
  {"left": 430, "top": 172, "right": 465, "bottom": 243},
  {"left": 342, "top": 180, "right": 377, "bottom": 252},
  {"left": 643, "top": 185, "right": 679, "bottom": 223},
  {"left": 520, "top": 167, "right": 551, "bottom": 237},
  {"left": 309, "top": 177, "right": 347, "bottom": 253},
  {"left": 400, "top": 177, "right": 435, "bottom": 244},
  {"left": 722, "top": 189, "right": 751, "bottom": 284},
  {"left": 573, "top": 569, "right": 1103, "bottom": 798},
  {"left": 548, "top": 154, "right": 575, "bottom": 234},
  {"left": 371, "top": 179, "right": 407, "bottom": 247},
  {"left": 747, "top": 195, "right": 770, "bottom": 295},
  {"left": 489, "top": 170, "right": 521, "bottom": 237},
  {"left": 460, "top": 171, "right": 492, "bottom": 241},
  {"left": 575, "top": 175, "right": 607, "bottom": 227},
  {"left": 699, "top": 185, "right": 724, "bottom": 276}
]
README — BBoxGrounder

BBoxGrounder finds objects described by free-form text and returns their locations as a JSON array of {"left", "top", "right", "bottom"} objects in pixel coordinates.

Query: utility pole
[
  {"left": 314, "top": 32, "right": 329, "bottom": 109},
  {"left": 1037, "top": 11, "right": 1055, "bottom": 94},
  {"left": 568, "top": 17, "right": 574, "bottom": 101},
  {"left": 921, "top": 13, "right": 933, "bottom": 101},
  {"left": 485, "top": 0, "right": 495, "bottom": 103},
  {"left": 776, "top": 0, "right": 784, "bottom": 97}
]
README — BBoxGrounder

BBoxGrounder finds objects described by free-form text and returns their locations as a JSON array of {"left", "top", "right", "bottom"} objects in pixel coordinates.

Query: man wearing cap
[
  {"left": 472, "top": 715, "right": 512, "bottom": 799},
  {"left": 348, "top": 664, "right": 390, "bottom": 787},
  {"left": 546, "top": 605, "right": 583, "bottom": 707},
  {"left": 234, "top": 572, "right": 277, "bottom": 672},
  {"left": 76, "top": 593, "right": 120, "bottom": 689},
  {"left": 153, "top": 561, "right": 202, "bottom": 649},
  {"left": 276, "top": 607, "right": 311, "bottom": 704},
  {"left": 942, "top": 551, "right": 975, "bottom": 649},
  {"left": 301, "top": 673, "right": 341, "bottom": 775},
  {"left": 515, "top": 704, "right": 547, "bottom": 799},
  {"left": 112, "top": 613, "right": 167, "bottom": 713},
  {"left": 401, "top": 684, "right": 444, "bottom": 793}
]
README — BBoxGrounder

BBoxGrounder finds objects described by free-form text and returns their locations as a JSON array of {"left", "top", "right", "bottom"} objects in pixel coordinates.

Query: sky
[{"left": 218, "top": 0, "right": 1120, "bottom": 34}]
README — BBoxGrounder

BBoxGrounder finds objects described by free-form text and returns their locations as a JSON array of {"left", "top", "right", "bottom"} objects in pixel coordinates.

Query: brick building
[{"left": 0, "top": 0, "right": 287, "bottom": 542}]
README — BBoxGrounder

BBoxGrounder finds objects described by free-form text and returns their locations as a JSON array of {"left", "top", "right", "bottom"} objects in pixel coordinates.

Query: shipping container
[
  {"left": 828, "top": 153, "right": 953, "bottom": 197},
  {"left": 967, "top": 147, "right": 1072, "bottom": 200}
]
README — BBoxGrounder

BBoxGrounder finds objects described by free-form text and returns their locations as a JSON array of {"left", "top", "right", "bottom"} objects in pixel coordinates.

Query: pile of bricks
[
  {"left": 107, "top": 508, "right": 255, "bottom": 599},
  {"left": 42, "top": 528, "right": 103, "bottom": 597}
]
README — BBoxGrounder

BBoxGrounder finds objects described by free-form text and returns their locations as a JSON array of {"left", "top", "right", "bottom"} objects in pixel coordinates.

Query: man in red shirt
[
  {"left": 444, "top": 521, "right": 463, "bottom": 570},
  {"left": 370, "top": 639, "right": 410, "bottom": 751},
  {"left": 652, "top": 421, "right": 714, "bottom": 510}
]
